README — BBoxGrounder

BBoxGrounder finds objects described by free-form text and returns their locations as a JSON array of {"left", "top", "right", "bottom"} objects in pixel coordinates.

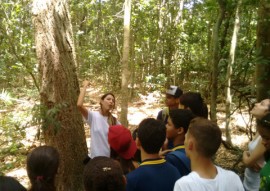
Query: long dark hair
[
  {"left": 180, "top": 92, "right": 208, "bottom": 118},
  {"left": 27, "top": 146, "right": 59, "bottom": 191},
  {"left": 110, "top": 149, "right": 136, "bottom": 174},
  {"left": 100, "top": 93, "right": 117, "bottom": 125}
]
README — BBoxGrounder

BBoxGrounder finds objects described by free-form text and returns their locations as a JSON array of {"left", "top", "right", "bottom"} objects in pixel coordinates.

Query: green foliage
[
  {"left": 0, "top": 0, "right": 38, "bottom": 89},
  {"left": 0, "top": 89, "right": 29, "bottom": 173},
  {"left": 32, "top": 102, "right": 69, "bottom": 136},
  {"left": 145, "top": 73, "right": 167, "bottom": 90}
]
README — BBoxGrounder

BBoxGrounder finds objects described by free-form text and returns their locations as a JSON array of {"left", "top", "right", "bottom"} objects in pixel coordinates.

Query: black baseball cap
[{"left": 166, "top": 85, "right": 183, "bottom": 98}]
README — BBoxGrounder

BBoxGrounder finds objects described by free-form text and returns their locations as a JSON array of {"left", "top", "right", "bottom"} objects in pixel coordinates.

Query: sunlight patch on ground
[{"left": 128, "top": 106, "right": 160, "bottom": 125}]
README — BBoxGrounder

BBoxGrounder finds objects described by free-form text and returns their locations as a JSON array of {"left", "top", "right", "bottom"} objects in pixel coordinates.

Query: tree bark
[
  {"left": 32, "top": 0, "right": 88, "bottom": 190},
  {"left": 120, "top": 0, "right": 132, "bottom": 127},
  {"left": 256, "top": 0, "right": 270, "bottom": 101}
]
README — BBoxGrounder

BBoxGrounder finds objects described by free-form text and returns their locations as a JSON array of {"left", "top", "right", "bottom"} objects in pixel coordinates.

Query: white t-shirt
[
  {"left": 86, "top": 110, "right": 119, "bottom": 158},
  {"left": 244, "top": 135, "right": 265, "bottom": 191},
  {"left": 174, "top": 166, "right": 244, "bottom": 191}
]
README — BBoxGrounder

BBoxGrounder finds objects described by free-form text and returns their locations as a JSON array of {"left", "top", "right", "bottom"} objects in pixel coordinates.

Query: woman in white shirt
[{"left": 77, "top": 80, "right": 119, "bottom": 159}]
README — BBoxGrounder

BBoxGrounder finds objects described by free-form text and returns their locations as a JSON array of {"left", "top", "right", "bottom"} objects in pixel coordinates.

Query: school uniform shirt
[
  {"left": 173, "top": 166, "right": 244, "bottom": 191},
  {"left": 165, "top": 145, "right": 191, "bottom": 176},
  {"left": 260, "top": 159, "right": 270, "bottom": 191},
  {"left": 86, "top": 110, "right": 119, "bottom": 158},
  {"left": 126, "top": 158, "right": 180, "bottom": 191}
]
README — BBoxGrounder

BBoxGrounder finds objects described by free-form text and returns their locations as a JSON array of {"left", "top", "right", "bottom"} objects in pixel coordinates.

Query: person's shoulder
[
  {"left": 174, "top": 173, "right": 196, "bottom": 191},
  {"left": 216, "top": 166, "right": 243, "bottom": 184},
  {"left": 163, "top": 161, "right": 181, "bottom": 177},
  {"left": 126, "top": 166, "right": 142, "bottom": 179},
  {"left": 126, "top": 167, "right": 146, "bottom": 187},
  {"left": 216, "top": 166, "right": 239, "bottom": 176}
]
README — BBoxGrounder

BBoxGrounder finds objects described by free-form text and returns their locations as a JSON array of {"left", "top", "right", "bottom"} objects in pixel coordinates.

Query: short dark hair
[
  {"left": 180, "top": 92, "right": 208, "bottom": 118},
  {"left": 137, "top": 118, "right": 166, "bottom": 154},
  {"left": 0, "top": 176, "right": 26, "bottom": 191},
  {"left": 83, "top": 156, "right": 125, "bottom": 191},
  {"left": 27, "top": 146, "right": 59, "bottom": 191},
  {"left": 188, "top": 117, "right": 221, "bottom": 158},
  {"left": 169, "top": 109, "right": 195, "bottom": 133}
]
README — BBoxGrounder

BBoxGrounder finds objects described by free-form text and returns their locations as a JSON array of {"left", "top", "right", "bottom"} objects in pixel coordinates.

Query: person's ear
[
  {"left": 177, "top": 127, "right": 184, "bottom": 135},
  {"left": 187, "top": 139, "right": 194, "bottom": 151},
  {"left": 136, "top": 138, "right": 141, "bottom": 150}
]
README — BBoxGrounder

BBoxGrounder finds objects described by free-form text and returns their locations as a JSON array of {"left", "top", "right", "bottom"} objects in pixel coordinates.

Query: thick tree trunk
[
  {"left": 225, "top": 0, "right": 241, "bottom": 146},
  {"left": 210, "top": 0, "right": 226, "bottom": 122},
  {"left": 120, "top": 0, "right": 132, "bottom": 127},
  {"left": 32, "top": 0, "right": 88, "bottom": 190},
  {"left": 256, "top": 0, "right": 270, "bottom": 101}
]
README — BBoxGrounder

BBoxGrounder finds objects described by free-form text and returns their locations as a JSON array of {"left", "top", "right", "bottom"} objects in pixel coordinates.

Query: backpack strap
[
  {"left": 170, "top": 150, "right": 191, "bottom": 172},
  {"left": 161, "top": 107, "right": 169, "bottom": 122}
]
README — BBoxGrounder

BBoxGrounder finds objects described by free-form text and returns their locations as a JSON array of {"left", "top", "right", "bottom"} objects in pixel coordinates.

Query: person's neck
[
  {"left": 99, "top": 109, "right": 110, "bottom": 116},
  {"left": 173, "top": 136, "right": 184, "bottom": 147},
  {"left": 190, "top": 154, "right": 217, "bottom": 179},
  {"left": 141, "top": 150, "right": 160, "bottom": 161}
]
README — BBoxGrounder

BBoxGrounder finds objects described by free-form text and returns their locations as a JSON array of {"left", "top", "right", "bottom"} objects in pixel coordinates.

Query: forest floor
[{"left": 1, "top": 86, "right": 253, "bottom": 188}]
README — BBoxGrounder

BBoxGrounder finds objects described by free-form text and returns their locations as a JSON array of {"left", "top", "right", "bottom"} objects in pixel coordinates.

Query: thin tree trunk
[
  {"left": 256, "top": 0, "right": 270, "bottom": 101},
  {"left": 120, "top": 0, "right": 132, "bottom": 127},
  {"left": 210, "top": 0, "right": 226, "bottom": 121},
  {"left": 225, "top": 0, "right": 241, "bottom": 146},
  {"left": 32, "top": 0, "right": 88, "bottom": 190}
]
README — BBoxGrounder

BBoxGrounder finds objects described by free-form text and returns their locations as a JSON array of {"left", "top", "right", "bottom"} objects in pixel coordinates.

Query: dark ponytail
[{"left": 27, "top": 146, "right": 59, "bottom": 191}]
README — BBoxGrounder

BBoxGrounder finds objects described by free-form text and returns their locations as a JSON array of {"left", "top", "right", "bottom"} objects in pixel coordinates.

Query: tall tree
[
  {"left": 32, "top": 0, "right": 88, "bottom": 190},
  {"left": 120, "top": 0, "right": 132, "bottom": 126},
  {"left": 256, "top": 0, "right": 270, "bottom": 101},
  {"left": 225, "top": 0, "right": 241, "bottom": 146},
  {"left": 210, "top": 0, "right": 226, "bottom": 121}
]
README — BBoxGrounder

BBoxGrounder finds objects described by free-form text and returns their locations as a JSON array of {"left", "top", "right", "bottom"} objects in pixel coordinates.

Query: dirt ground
[{"left": 2, "top": 87, "right": 252, "bottom": 187}]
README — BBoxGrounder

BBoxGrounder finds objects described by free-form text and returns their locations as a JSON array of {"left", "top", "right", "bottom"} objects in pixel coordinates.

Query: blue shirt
[
  {"left": 126, "top": 158, "right": 180, "bottom": 191},
  {"left": 165, "top": 145, "right": 191, "bottom": 176}
]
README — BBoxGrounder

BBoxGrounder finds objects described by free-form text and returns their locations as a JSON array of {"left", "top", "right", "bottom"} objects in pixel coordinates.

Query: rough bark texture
[
  {"left": 256, "top": 0, "right": 270, "bottom": 101},
  {"left": 120, "top": 0, "right": 131, "bottom": 127},
  {"left": 32, "top": 0, "right": 88, "bottom": 190}
]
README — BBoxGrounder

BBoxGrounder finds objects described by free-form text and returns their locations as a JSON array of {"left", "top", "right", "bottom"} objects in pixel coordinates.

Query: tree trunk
[
  {"left": 32, "top": 0, "right": 88, "bottom": 190},
  {"left": 210, "top": 0, "right": 226, "bottom": 122},
  {"left": 256, "top": 0, "right": 270, "bottom": 101},
  {"left": 225, "top": 0, "right": 241, "bottom": 146},
  {"left": 120, "top": 0, "right": 132, "bottom": 127}
]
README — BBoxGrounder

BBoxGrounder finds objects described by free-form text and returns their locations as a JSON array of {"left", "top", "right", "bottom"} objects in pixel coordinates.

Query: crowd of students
[{"left": 2, "top": 82, "right": 270, "bottom": 191}]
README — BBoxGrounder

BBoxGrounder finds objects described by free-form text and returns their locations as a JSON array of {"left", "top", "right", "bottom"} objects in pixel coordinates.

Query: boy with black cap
[
  {"left": 157, "top": 85, "right": 183, "bottom": 149},
  {"left": 157, "top": 85, "right": 183, "bottom": 124}
]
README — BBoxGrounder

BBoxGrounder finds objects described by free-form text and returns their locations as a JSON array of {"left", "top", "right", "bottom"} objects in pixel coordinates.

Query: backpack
[{"left": 161, "top": 107, "right": 169, "bottom": 122}]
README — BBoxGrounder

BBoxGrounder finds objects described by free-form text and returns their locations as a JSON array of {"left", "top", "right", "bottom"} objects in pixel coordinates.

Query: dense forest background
[{"left": 0, "top": 0, "right": 270, "bottom": 190}]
